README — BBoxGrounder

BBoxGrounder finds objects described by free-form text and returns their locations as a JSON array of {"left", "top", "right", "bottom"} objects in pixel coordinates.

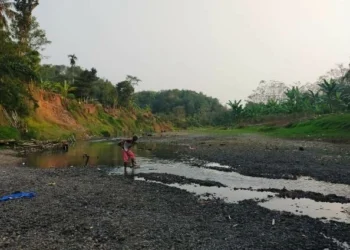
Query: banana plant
[
  {"left": 227, "top": 100, "right": 243, "bottom": 121},
  {"left": 318, "top": 79, "right": 338, "bottom": 112},
  {"left": 54, "top": 80, "right": 77, "bottom": 99}
]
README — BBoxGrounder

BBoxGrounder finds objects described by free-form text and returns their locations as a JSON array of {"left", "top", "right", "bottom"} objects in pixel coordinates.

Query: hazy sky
[{"left": 35, "top": 0, "right": 350, "bottom": 104}]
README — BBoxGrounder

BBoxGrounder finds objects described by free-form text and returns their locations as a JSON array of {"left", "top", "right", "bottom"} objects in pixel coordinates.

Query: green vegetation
[
  {"left": 0, "top": 0, "right": 47, "bottom": 133},
  {"left": 134, "top": 61, "right": 350, "bottom": 140},
  {"left": 0, "top": 126, "right": 20, "bottom": 140},
  {"left": 0, "top": 1, "right": 169, "bottom": 140},
  {"left": 24, "top": 118, "right": 72, "bottom": 140},
  {"left": 188, "top": 114, "right": 350, "bottom": 141},
  {"left": 134, "top": 90, "right": 225, "bottom": 128},
  {"left": 1, "top": 1, "right": 349, "bottom": 142},
  {"left": 269, "top": 114, "right": 350, "bottom": 140},
  {"left": 187, "top": 126, "right": 260, "bottom": 136},
  {"left": 222, "top": 72, "right": 350, "bottom": 126}
]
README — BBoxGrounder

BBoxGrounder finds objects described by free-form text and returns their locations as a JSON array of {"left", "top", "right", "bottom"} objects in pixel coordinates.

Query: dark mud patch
[
  {"left": 257, "top": 188, "right": 350, "bottom": 204},
  {"left": 204, "top": 166, "right": 233, "bottom": 172},
  {"left": 1, "top": 165, "right": 350, "bottom": 249},
  {"left": 148, "top": 136, "right": 350, "bottom": 186},
  {"left": 136, "top": 173, "right": 227, "bottom": 187}
]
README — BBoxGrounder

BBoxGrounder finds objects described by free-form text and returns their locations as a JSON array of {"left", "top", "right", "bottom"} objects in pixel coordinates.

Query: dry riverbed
[{"left": 0, "top": 134, "right": 350, "bottom": 249}]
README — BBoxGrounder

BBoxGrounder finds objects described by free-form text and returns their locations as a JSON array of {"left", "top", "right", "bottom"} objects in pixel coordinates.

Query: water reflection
[
  {"left": 25, "top": 141, "right": 154, "bottom": 168},
  {"left": 24, "top": 140, "right": 350, "bottom": 224}
]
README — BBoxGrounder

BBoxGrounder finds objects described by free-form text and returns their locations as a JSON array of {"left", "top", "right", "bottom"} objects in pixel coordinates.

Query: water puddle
[
  {"left": 260, "top": 198, "right": 350, "bottom": 224},
  {"left": 111, "top": 157, "right": 350, "bottom": 224},
  {"left": 25, "top": 141, "right": 154, "bottom": 168},
  {"left": 202, "top": 162, "right": 231, "bottom": 169},
  {"left": 110, "top": 157, "right": 350, "bottom": 198},
  {"left": 135, "top": 177, "right": 276, "bottom": 203}
]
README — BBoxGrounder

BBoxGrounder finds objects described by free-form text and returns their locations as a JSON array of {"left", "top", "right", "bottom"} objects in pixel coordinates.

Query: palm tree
[
  {"left": 0, "top": 0, "right": 15, "bottom": 31},
  {"left": 54, "top": 81, "right": 77, "bottom": 99},
  {"left": 318, "top": 79, "right": 338, "bottom": 112},
  {"left": 68, "top": 54, "right": 77, "bottom": 84},
  {"left": 227, "top": 100, "right": 243, "bottom": 120}
]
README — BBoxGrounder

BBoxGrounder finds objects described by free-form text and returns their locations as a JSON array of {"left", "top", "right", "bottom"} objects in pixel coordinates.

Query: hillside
[
  {"left": 0, "top": 89, "right": 172, "bottom": 140},
  {"left": 134, "top": 90, "right": 226, "bottom": 128}
]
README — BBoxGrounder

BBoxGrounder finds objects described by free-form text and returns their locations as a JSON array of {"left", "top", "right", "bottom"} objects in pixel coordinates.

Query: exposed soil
[
  {"left": 0, "top": 149, "right": 23, "bottom": 167},
  {"left": 257, "top": 188, "right": 350, "bottom": 204},
  {"left": 1, "top": 133, "right": 350, "bottom": 249},
  {"left": 148, "top": 133, "right": 350, "bottom": 185},
  {"left": 0, "top": 164, "right": 349, "bottom": 250}
]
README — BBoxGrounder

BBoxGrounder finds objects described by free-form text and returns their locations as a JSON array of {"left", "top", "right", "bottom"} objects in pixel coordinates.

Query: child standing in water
[{"left": 118, "top": 135, "right": 138, "bottom": 173}]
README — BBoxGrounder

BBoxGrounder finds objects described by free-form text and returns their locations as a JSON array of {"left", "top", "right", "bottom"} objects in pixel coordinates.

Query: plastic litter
[{"left": 0, "top": 191, "right": 36, "bottom": 202}]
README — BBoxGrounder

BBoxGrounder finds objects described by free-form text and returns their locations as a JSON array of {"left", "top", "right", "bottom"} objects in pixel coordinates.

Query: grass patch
[
  {"left": 268, "top": 114, "right": 350, "bottom": 140},
  {"left": 0, "top": 126, "right": 20, "bottom": 140},
  {"left": 187, "top": 114, "right": 350, "bottom": 142},
  {"left": 186, "top": 126, "right": 261, "bottom": 136},
  {"left": 25, "top": 118, "right": 73, "bottom": 140}
]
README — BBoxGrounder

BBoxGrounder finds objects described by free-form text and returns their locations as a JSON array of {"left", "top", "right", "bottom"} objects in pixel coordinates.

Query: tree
[
  {"left": 0, "top": 25, "right": 14, "bottom": 55},
  {"left": 73, "top": 67, "right": 97, "bottom": 102},
  {"left": 90, "top": 79, "right": 118, "bottom": 108},
  {"left": 39, "top": 64, "right": 83, "bottom": 84},
  {"left": 318, "top": 79, "right": 338, "bottom": 112},
  {"left": 10, "top": 0, "right": 49, "bottom": 76},
  {"left": 126, "top": 75, "right": 141, "bottom": 86},
  {"left": 284, "top": 86, "right": 304, "bottom": 113},
  {"left": 227, "top": 100, "right": 243, "bottom": 121},
  {"left": 133, "top": 89, "right": 225, "bottom": 126},
  {"left": 0, "top": 0, "right": 15, "bottom": 30},
  {"left": 68, "top": 54, "right": 78, "bottom": 84},
  {"left": 28, "top": 16, "right": 51, "bottom": 51},
  {"left": 116, "top": 81, "right": 134, "bottom": 107},
  {"left": 342, "top": 64, "right": 350, "bottom": 85},
  {"left": 247, "top": 80, "right": 288, "bottom": 104},
  {"left": 12, "top": 0, "right": 39, "bottom": 53},
  {"left": 306, "top": 90, "right": 321, "bottom": 112},
  {"left": 0, "top": 54, "right": 38, "bottom": 115}
]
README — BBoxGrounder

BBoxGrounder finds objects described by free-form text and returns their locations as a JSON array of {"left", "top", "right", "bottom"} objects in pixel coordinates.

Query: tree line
[
  {"left": 0, "top": 0, "right": 50, "bottom": 116},
  {"left": 134, "top": 64, "right": 350, "bottom": 127},
  {"left": 39, "top": 62, "right": 140, "bottom": 109},
  {"left": 225, "top": 65, "right": 350, "bottom": 125},
  {"left": 2, "top": 1, "right": 350, "bottom": 130},
  {"left": 134, "top": 90, "right": 226, "bottom": 128},
  {"left": 0, "top": 0, "right": 141, "bottom": 120}
]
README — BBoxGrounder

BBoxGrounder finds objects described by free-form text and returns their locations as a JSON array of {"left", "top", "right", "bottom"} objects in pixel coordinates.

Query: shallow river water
[{"left": 26, "top": 140, "right": 350, "bottom": 224}]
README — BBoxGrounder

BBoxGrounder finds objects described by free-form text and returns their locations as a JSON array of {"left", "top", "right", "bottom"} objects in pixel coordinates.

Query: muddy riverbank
[
  {"left": 0, "top": 164, "right": 349, "bottom": 249},
  {"left": 148, "top": 133, "right": 350, "bottom": 185},
  {"left": 1, "top": 133, "right": 350, "bottom": 249}
]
